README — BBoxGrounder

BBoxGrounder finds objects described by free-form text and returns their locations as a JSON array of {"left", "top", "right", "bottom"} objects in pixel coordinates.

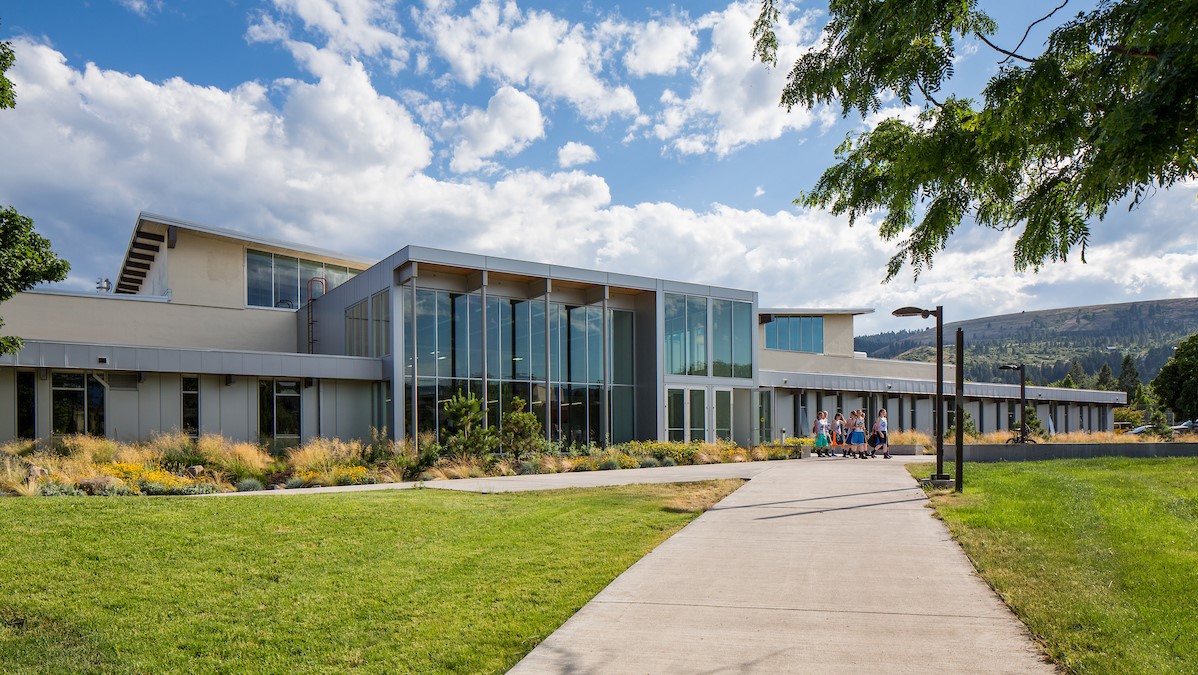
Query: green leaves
[
  {"left": 755, "top": 0, "right": 1198, "bottom": 280},
  {"left": 1152, "top": 333, "right": 1198, "bottom": 423},
  {"left": 0, "top": 206, "right": 71, "bottom": 354}
]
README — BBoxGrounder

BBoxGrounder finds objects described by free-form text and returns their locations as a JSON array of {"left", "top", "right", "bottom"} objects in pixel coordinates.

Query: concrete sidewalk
[
  {"left": 512, "top": 458, "right": 1053, "bottom": 674},
  {"left": 206, "top": 460, "right": 783, "bottom": 497}
]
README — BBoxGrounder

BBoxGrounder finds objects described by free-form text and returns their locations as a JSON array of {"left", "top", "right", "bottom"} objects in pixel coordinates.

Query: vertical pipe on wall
[
  {"left": 601, "top": 287, "right": 610, "bottom": 447},
  {"left": 545, "top": 282, "right": 553, "bottom": 443},
  {"left": 955, "top": 327, "right": 964, "bottom": 493}
]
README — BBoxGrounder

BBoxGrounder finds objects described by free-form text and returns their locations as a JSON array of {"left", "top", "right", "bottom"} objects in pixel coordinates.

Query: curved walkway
[{"left": 511, "top": 457, "right": 1054, "bottom": 674}]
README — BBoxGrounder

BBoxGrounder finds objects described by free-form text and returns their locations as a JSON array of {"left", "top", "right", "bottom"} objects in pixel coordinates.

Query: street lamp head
[{"left": 893, "top": 306, "right": 931, "bottom": 319}]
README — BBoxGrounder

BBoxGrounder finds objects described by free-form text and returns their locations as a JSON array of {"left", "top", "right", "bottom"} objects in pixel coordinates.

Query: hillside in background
[{"left": 855, "top": 298, "right": 1198, "bottom": 387}]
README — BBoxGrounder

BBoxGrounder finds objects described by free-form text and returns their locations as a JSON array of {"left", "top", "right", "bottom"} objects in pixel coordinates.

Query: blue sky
[{"left": 1, "top": 0, "right": 1195, "bottom": 333}]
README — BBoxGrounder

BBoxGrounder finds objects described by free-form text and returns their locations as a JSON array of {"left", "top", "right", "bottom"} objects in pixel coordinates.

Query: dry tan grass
[
  {"left": 658, "top": 479, "right": 745, "bottom": 513},
  {"left": 888, "top": 430, "right": 934, "bottom": 448},
  {"left": 286, "top": 437, "right": 363, "bottom": 473},
  {"left": 427, "top": 457, "right": 488, "bottom": 480},
  {"left": 197, "top": 435, "right": 272, "bottom": 476},
  {"left": 538, "top": 455, "right": 570, "bottom": 473}
]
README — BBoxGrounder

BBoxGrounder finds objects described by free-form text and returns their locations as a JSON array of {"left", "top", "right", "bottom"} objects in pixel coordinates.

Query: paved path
[
  {"left": 207, "top": 460, "right": 786, "bottom": 497},
  {"left": 511, "top": 457, "right": 1054, "bottom": 674}
]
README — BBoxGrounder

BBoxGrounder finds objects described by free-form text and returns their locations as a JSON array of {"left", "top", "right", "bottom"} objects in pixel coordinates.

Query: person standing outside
[
  {"left": 849, "top": 409, "right": 867, "bottom": 458},
  {"left": 873, "top": 409, "right": 890, "bottom": 459},
  {"left": 814, "top": 411, "right": 831, "bottom": 457}
]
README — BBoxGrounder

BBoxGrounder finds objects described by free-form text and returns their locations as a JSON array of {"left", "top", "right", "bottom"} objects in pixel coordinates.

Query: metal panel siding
[
  {"left": 219, "top": 378, "right": 254, "bottom": 441},
  {"left": 137, "top": 374, "right": 163, "bottom": 439},
  {"left": 109, "top": 389, "right": 140, "bottom": 442},
  {"left": 334, "top": 380, "right": 373, "bottom": 441},
  {"left": 198, "top": 374, "right": 222, "bottom": 436},
  {"left": 0, "top": 369, "right": 14, "bottom": 441}
]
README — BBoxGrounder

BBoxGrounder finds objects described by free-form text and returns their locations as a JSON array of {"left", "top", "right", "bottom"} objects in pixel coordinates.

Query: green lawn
[
  {"left": 0, "top": 481, "right": 741, "bottom": 674},
  {"left": 910, "top": 458, "right": 1198, "bottom": 674}
]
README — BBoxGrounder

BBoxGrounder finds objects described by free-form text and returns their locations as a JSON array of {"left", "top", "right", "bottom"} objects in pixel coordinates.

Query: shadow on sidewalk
[{"left": 753, "top": 496, "right": 928, "bottom": 519}]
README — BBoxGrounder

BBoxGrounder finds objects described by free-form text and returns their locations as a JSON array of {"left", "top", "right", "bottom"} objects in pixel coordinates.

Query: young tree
[
  {"left": 1117, "top": 354, "right": 1141, "bottom": 400},
  {"left": 1094, "top": 363, "right": 1117, "bottom": 391},
  {"left": 442, "top": 391, "right": 497, "bottom": 461},
  {"left": 0, "top": 28, "right": 70, "bottom": 355},
  {"left": 751, "top": 1, "right": 1198, "bottom": 280},
  {"left": 1152, "top": 333, "right": 1198, "bottom": 423},
  {"left": 498, "top": 397, "right": 544, "bottom": 460}
]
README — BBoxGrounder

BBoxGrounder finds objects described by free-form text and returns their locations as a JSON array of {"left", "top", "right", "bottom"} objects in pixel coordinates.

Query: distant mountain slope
[{"left": 855, "top": 298, "right": 1198, "bottom": 386}]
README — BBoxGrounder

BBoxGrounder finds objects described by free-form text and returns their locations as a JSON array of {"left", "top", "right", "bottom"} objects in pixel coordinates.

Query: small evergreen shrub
[
  {"left": 637, "top": 456, "right": 661, "bottom": 468},
  {"left": 285, "top": 477, "right": 306, "bottom": 489},
  {"left": 661, "top": 456, "right": 677, "bottom": 467},
  {"left": 517, "top": 460, "right": 539, "bottom": 475},
  {"left": 598, "top": 458, "right": 621, "bottom": 471},
  {"left": 235, "top": 477, "right": 264, "bottom": 492}
]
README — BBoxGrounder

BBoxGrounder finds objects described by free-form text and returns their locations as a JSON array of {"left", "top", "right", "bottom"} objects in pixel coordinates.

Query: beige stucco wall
[
  {"left": 823, "top": 315, "right": 855, "bottom": 356},
  {"left": 165, "top": 228, "right": 247, "bottom": 308},
  {"left": 2, "top": 292, "right": 298, "bottom": 352}
]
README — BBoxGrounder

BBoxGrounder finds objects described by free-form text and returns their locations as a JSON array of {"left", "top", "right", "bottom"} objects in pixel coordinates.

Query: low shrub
[
  {"left": 570, "top": 457, "right": 599, "bottom": 472},
  {"left": 235, "top": 478, "right": 264, "bottom": 492},
  {"left": 517, "top": 460, "right": 539, "bottom": 475},
  {"left": 598, "top": 458, "right": 621, "bottom": 471},
  {"left": 40, "top": 481, "right": 85, "bottom": 497},
  {"left": 637, "top": 456, "right": 660, "bottom": 469},
  {"left": 285, "top": 477, "right": 306, "bottom": 489},
  {"left": 661, "top": 456, "right": 677, "bottom": 467}
]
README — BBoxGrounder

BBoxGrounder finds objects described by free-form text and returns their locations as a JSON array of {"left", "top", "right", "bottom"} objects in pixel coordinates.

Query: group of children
[{"left": 812, "top": 409, "right": 890, "bottom": 459}]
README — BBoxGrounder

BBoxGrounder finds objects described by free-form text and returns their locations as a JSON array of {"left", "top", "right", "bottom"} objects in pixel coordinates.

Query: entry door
[
  {"left": 667, "top": 387, "right": 708, "bottom": 443},
  {"left": 714, "top": 388, "right": 732, "bottom": 441}
]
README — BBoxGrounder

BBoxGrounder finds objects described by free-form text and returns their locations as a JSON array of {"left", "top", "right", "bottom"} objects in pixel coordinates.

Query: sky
[{"left": 1, "top": 0, "right": 1195, "bottom": 334}]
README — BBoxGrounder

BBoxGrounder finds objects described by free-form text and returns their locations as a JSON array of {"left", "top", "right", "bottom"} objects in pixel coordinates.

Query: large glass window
[
  {"left": 51, "top": 372, "right": 105, "bottom": 437},
  {"left": 246, "top": 249, "right": 360, "bottom": 308},
  {"left": 16, "top": 371, "right": 36, "bottom": 440},
  {"left": 762, "top": 316, "right": 824, "bottom": 354},
  {"left": 664, "top": 293, "right": 708, "bottom": 376},
  {"left": 182, "top": 376, "right": 200, "bottom": 438},
  {"left": 757, "top": 390, "right": 773, "bottom": 444},
  {"left": 371, "top": 290, "right": 390, "bottom": 357},
  {"left": 273, "top": 255, "right": 299, "bottom": 309},
  {"left": 246, "top": 250, "right": 273, "bottom": 307},
  {"left": 259, "top": 379, "right": 301, "bottom": 445},
  {"left": 712, "top": 299, "right": 753, "bottom": 379},
  {"left": 346, "top": 299, "right": 370, "bottom": 356},
  {"left": 689, "top": 388, "right": 706, "bottom": 442}
]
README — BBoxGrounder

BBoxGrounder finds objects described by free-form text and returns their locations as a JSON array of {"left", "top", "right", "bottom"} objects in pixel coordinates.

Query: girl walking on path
[
  {"left": 873, "top": 409, "right": 890, "bottom": 459},
  {"left": 849, "top": 410, "right": 867, "bottom": 458},
  {"left": 814, "top": 411, "right": 832, "bottom": 457},
  {"left": 832, "top": 412, "right": 846, "bottom": 456}
]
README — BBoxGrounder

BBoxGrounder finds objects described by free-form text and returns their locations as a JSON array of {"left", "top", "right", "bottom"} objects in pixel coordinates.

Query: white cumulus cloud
[
  {"left": 417, "top": 0, "right": 638, "bottom": 119},
  {"left": 557, "top": 141, "right": 597, "bottom": 168},
  {"left": 624, "top": 19, "right": 699, "bottom": 77},
  {"left": 449, "top": 86, "right": 545, "bottom": 173}
]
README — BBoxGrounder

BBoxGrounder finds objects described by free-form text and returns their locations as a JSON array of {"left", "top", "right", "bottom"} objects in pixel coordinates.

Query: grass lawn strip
[
  {"left": 0, "top": 480, "right": 742, "bottom": 674},
  {"left": 909, "top": 458, "right": 1198, "bottom": 674}
]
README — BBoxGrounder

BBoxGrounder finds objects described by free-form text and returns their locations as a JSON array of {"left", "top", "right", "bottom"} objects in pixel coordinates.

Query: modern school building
[{"left": 0, "top": 212, "right": 1126, "bottom": 447}]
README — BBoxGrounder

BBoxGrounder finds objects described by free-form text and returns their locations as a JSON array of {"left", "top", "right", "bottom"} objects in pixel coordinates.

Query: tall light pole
[
  {"left": 954, "top": 327, "right": 964, "bottom": 493},
  {"left": 893, "top": 305, "right": 947, "bottom": 480},
  {"left": 1000, "top": 363, "right": 1028, "bottom": 443}
]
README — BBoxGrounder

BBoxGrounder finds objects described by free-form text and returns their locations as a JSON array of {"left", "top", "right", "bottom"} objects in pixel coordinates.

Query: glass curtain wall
[
  {"left": 246, "top": 249, "right": 357, "bottom": 309},
  {"left": 402, "top": 286, "right": 635, "bottom": 448},
  {"left": 664, "top": 293, "right": 707, "bottom": 376},
  {"left": 711, "top": 299, "right": 754, "bottom": 378},
  {"left": 763, "top": 316, "right": 825, "bottom": 353}
]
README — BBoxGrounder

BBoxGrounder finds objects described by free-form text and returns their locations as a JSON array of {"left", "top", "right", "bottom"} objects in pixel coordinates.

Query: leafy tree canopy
[
  {"left": 1, "top": 26, "right": 71, "bottom": 355},
  {"left": 1152, "top": 333, "right": 1198, "bottom": 422},
  {"left": 752, "top": 0, "right": 1198, "bottom": 280}
]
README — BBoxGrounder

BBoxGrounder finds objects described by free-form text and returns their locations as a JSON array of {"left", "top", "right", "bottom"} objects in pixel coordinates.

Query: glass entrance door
[
  {"left": 667, "top": 387, "right": 708, "bottom": 443},
  {"left": 714, "top": 388, "right": 732, "bottom": 441}
]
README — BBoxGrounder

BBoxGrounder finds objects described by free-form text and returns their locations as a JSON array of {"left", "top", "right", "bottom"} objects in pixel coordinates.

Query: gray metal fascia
[
  {"left": 759, "top": 369, "right": 1127, "bottom": 405},
  {"left": 0, "top": 341, "right": 383, "bottom": 380},
  {"left": 759, "top": 307, "right": 876, "bottom": 316}
]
